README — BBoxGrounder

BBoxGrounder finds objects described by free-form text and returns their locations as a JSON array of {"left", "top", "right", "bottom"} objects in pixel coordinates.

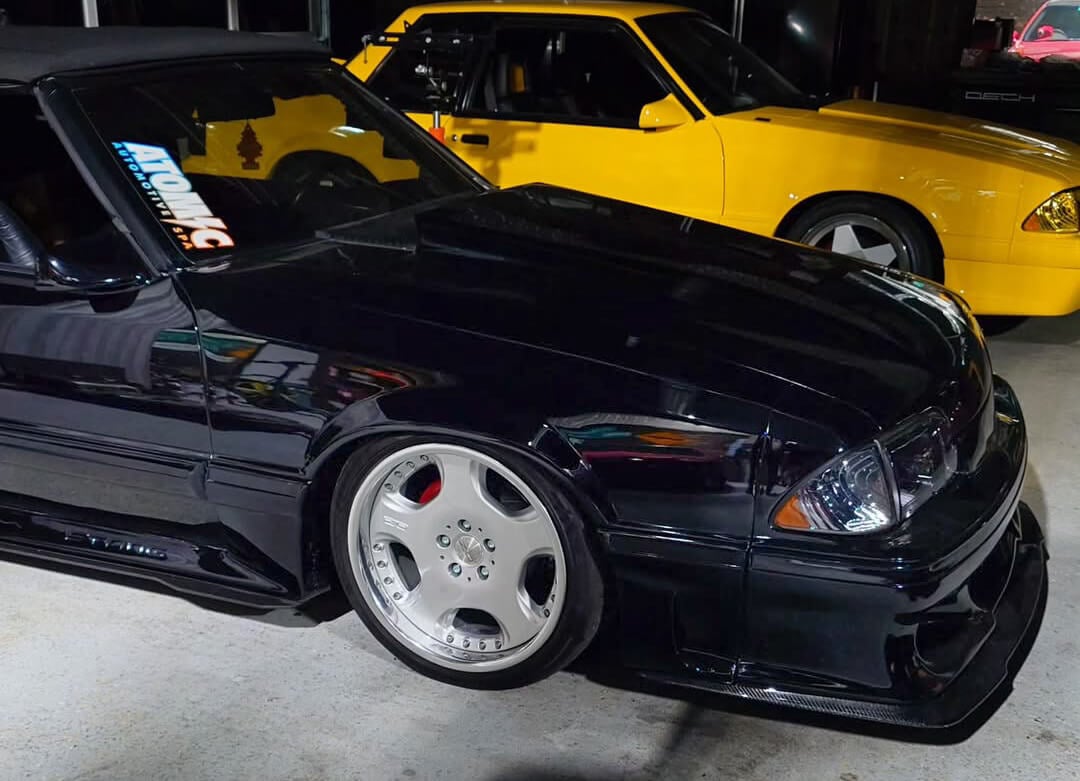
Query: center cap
[{"left": 453, "top": 534, "right": 485, "bottom": 566}]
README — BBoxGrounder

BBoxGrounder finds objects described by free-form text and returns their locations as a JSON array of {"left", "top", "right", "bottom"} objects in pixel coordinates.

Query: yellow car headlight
[{"left": 1023, "top": 188, "right": 1080, "bottom": 233}]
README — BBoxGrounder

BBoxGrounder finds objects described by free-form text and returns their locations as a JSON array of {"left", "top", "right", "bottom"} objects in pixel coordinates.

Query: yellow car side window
[{"left": 464, "top": 25, "right": 668, "bottom": 127}]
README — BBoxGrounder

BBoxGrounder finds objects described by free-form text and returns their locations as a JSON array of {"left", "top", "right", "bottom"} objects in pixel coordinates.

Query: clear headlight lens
[
  {"left": 880, "top": 410, "right": 957, "bottom": 520},
  {"left": 1023, "top": 188, "right": 1080, "bottom": 233},
  {"left": 774, "top": 444, "right": 894, "bottom": 533},
  {"left": 774, "top": 410, "right": 957, "bottom": 535}
]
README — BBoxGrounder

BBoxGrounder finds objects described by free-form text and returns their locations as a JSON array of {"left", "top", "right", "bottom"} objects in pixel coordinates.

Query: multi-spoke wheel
[
  {"left": 783, "top": 196, "right": 943, "bottom": 280},
  {"left": 331, "top": 436, "right": 603, "bottom": 689}
]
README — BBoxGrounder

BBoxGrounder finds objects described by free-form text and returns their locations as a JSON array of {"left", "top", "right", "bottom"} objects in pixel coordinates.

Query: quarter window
[
  {"left": 0, "top": 94, "right": 143, "bottom": 282},
  {"left": 464, "top": 24, "right": 668, "bottom": 126}
]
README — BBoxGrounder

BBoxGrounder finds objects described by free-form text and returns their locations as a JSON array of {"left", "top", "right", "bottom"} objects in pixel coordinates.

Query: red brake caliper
[{"left": 418, "top": 480, "right": 441, "bottom": 505}]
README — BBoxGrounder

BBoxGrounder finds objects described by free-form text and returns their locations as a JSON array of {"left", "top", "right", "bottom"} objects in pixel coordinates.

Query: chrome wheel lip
[
  {"left": 346, "top": 442, "right": 567, "bottom": 674},
  {"left": 802, "top": 213, "right": 912, "bottom": 271}
]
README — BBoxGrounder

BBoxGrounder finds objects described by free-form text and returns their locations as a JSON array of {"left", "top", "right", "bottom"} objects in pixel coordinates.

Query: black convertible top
[{"left": 0, "top": 26, "right": 327, "bottom": 84}]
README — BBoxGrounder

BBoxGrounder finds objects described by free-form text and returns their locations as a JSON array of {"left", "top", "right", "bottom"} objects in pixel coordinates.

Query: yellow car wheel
[{"left": 782, "top": 196, "right": 943, "bottom": 281}]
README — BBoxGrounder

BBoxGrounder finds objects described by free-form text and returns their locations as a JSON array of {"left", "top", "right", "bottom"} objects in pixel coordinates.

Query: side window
[
  {"left": 367, "top": 14, "right": 494, "bottom": 113},
  {"left": 0, "top": 94, "right": 143, "bottom": 282},
  {"left": 464, "top": 24, "right": 668, "bottom": 126}
]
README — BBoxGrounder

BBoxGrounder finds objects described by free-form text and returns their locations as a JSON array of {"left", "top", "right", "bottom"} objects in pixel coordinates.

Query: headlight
[
  {"left": 774, "top": 410, "right": 957, "bottom": 534},
  {"left": 1023, "top": 188, "right": 1080, "bottom": 233}
]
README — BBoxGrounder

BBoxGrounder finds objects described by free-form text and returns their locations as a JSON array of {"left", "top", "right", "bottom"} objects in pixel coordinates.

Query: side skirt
[{"left": 0, "top": 493, "right": 313, "bottom": 608}]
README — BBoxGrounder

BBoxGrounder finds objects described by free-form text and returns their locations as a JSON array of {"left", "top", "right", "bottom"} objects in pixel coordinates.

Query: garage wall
[{"left": 975, "top": 0, "right": 1043, "bottom": 23}]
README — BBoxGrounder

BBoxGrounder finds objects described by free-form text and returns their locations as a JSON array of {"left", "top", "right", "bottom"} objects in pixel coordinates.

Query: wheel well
[
  {"left": 300, "top": 440, "right": 359, "bottom": 592},
  {"left": 270, "top": 150, "right": 371, "bottom": 181},
  {"left": 775, "top": 191, "right": 945, "bottom": 271},
  {"left": 299, "top": 428, "right": 615, "bottom": 593}
]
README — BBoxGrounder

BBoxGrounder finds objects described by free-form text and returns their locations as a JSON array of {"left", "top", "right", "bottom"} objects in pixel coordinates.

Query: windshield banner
[{"left": 113, "top": 141, "right": 235, "bottom": 251}]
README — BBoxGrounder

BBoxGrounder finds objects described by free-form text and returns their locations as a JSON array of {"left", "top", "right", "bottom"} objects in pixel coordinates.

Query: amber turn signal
[{"left": 774, "top": 499, "right": 811, "bottom": 530}]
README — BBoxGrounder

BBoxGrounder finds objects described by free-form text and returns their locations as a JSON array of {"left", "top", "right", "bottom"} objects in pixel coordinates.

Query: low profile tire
[
  {"left": 330, "top": 435, "right": 603, "bottom": 689},
  {"left": 783, "top": 196, "right": 944, "bottom": 280}
]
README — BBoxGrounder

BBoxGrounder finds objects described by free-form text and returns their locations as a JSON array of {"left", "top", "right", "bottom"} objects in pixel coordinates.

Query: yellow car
[
  {"left": 351, "top": 1, "right": 1080, "bottom": 316},
  {"left": 182, "top": 94, "right": 420, "bottom": 186}
]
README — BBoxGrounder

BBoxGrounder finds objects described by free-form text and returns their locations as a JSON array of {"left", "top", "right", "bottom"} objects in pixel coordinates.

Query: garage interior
[{"left": 0, "top": 1, "right": 1078, "bottom": 779}]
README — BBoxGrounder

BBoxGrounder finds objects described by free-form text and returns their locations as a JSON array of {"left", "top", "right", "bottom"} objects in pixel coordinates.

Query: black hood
[{"left": 317, "top": 185, "right": 990, "bottom": 442}]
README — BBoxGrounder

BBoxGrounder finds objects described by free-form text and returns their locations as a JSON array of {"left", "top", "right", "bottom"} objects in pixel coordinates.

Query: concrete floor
[{"left": 2, "top": 315, "right": 1080, "bottom": 781}]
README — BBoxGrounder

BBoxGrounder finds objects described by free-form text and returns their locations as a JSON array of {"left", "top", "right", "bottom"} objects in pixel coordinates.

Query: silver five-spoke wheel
[
  {"left": 346, "top": 443, "right": 567, "bottom": 673},
  {"left": 784, "top": 196, "right": 942, "bottom": 281},
  {"left": 802, "top": 213, "right": 910, "bottom": 270}
]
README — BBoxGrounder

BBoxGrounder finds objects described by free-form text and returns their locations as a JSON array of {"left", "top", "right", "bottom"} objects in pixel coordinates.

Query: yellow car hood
[{"left": 816, "top": 99, "right": 1080, "bottom": 179}]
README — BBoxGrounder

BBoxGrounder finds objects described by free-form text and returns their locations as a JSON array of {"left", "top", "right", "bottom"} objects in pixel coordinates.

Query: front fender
[
  {"left": 715, "top": 111, "right": 1025, "bottom": 262},
  {"left": 302, "top": 385, "right": 617, "bottom": 528}
]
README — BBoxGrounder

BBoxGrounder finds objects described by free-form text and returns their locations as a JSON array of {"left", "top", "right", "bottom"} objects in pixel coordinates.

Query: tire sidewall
[{"left": 330, "top": 434, "right": 604, "bottom": 690}]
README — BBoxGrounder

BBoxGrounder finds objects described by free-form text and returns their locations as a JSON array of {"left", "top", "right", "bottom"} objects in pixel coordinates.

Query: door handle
[{"left": 459, "top": 134, "right": 490, "bottom": 146}]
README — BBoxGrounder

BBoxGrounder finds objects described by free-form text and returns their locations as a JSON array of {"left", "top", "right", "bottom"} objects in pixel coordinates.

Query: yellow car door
[
  {"left": 362, "top": 15, "right": 725, "bottom": 224},
  {"left": 443, "top": 21, "right": 724, "bottom": 223}
]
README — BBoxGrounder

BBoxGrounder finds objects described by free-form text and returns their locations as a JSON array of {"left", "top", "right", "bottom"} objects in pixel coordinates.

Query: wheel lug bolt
[
  {"left": 478, "top": 566, "right": 489, "bottom": 580},
  {"left": 384, "top": 483, "right": 393, "bottom": 491},
  {"left": 543, "top": 608, "right": 550, "bottom": 617},
  {"left": 495, "top": 640, "right": 502, "bottom": 649},
  {"left": 373, "top": 542, "right": 384, "bottom": 552},
  {"left": 463, "top": 639, "right": 470, "bottom": 648},
  {"left": 436, "top": 534, "right": 451, "bottom": 548},
  {"left": 483, "top": 538, "right": 495, "bottom": 551},
  {"left": 420, "top": 455, "right": 429, "bottom": 462},
  {"left": 394, "top": 471, "right": 402, "bottom": 478},
  {"left": 446, "top": 634, "right": 454, "bottom": 643},
  {"left": 377, "top": 560, "right": 387, "bottom": 568},
  {"left": 383, "top": 577, "right": 393, "bottom": 585},
  {"left": 406, "top": 461, "right": 415, "bottom": 469},
  {"left": 449, "top": 563, "right": 462, "bottom": 577},
  {"left": 479, "top": 641, "right": 486, "bottom": 650},
  {"left": 393, "top": 592, "right": 402, "bottom": 600},
  {"left": 458, "top": 519, "right": 471, "bottom": 531}
]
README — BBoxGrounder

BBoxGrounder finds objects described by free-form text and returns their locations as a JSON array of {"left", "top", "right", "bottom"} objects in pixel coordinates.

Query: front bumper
[
  {"left": 947, "top": 256, "right": 1080, "bottom": 316},
  {"left": 645, "top": 503, "right": 1046, "bottom": 727},
  {"left": 643, "top": 377, "right": 1048, "bottom": 728}
]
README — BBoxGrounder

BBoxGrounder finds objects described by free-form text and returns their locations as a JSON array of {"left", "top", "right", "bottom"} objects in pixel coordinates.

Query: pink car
[{"left": 1012, "top": 0, "right": 1080, "bottom": 60}]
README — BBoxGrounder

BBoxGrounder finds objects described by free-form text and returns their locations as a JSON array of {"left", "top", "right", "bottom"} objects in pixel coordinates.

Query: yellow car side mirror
[{"left": 638, "top": 94, "right": 693, "bottom": 130}]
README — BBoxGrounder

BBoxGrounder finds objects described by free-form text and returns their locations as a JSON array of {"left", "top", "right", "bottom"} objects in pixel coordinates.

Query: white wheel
[{"left": 331, "top": 436, "right": 602, "bottom": 688}]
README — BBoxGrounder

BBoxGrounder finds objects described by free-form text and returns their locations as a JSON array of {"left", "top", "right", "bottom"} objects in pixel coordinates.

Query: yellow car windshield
[
  {"left": 638, "top": 12, "right": 811, "bottom": 115},
  {"left": 1024, "top": 4, "right": 1080, "bottom": 41},
  {"left": 69, "top": 60, "right": 483, "bottom": 262}
]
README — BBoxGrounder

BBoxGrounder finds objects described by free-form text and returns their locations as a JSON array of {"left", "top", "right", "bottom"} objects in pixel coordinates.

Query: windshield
[
  {"left": 637, "top": 13, "right": 811, "bottom": 115},
  {"left": 1025, "top": 4, "right": 1080, "bottom": 41},
  {"left": 70, "top": 59, "right": 484, "bottom": 261}
]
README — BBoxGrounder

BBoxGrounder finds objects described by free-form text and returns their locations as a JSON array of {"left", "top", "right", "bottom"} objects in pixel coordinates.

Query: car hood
[
  {"left": 807, "top": 99, "right": 1080, "bottom": 178},
  {"left": 325, "top": 185, "right": 989, "bottom": 442},
  {"left": 1012, "top": 40, "right": 1080, "bottom": 60}
]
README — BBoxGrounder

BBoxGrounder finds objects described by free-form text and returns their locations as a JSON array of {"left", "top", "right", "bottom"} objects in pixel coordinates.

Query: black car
[{"left": 0, "top": 26, "right": 1046, "bottom": 728}]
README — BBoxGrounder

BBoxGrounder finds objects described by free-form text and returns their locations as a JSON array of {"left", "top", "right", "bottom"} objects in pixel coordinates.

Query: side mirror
[{"left": 638, "top": 94, "right": 693, "bottom": 131}]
